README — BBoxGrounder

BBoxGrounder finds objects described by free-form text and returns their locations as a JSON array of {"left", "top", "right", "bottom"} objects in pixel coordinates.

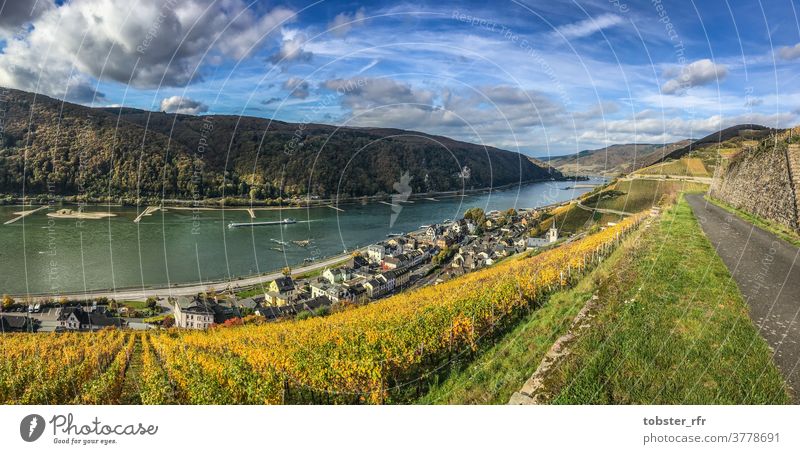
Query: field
[
  {"left": 591, "top": 179, "right": 707, "bottom": 213},
  {"left": 636, "top": 158, "right": 710, "bottom": 177},
  {"left": 540, "top": 197, "right": 790, "bottom": 404},
  {"left": 0, "top": 216, "right": 643, "bottom": 404},
  {"left": 537, "top": 178, "right": 706, "bottom": 236}
]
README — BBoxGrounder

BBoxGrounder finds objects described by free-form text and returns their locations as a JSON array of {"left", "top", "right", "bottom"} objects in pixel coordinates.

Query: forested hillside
[{"left": 0, "top": 88, "right": 561, "bottom": 203}]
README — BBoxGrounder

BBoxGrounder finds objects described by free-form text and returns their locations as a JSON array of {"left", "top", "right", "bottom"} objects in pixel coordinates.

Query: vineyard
[{"left": 0, "top": 215, "right": 645, "bottom": 404}]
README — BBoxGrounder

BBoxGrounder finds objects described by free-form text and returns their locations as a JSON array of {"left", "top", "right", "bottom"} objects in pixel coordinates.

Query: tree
[
  {"left": 281, "top": 266, "right": 292, "bottom": 277},
  {"left": 162, "top": 315, "right": 175, "bottom": 328},
  {"left": 464, "top": 207, "right": 486, "bottom": 229},
  {"left": 146, "top": 297, "right": 158, "bottom": 311},
  {"left": 1, "top": 294, "right": 14, "bottom": 310}
]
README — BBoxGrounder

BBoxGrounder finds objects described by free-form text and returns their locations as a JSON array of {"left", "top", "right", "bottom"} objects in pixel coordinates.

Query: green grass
[
  {"left": 543, "top": 196, "right": 790, "bottom": 404},
  {"left": 235, "top": 286, "right": 269, "bottom": 299},
  {"left": 418, "top": 228, "right": 638, "bottom": 404},
  {"left": 119, "top": 300, "right": 148, "bottom": 310},
  {"left": 705, "top": 196, "right": 800, "bottom": 247}
]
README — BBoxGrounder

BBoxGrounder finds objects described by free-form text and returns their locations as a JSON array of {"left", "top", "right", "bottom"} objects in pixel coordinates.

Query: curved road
[{"left": 686, "top": 194, "right": 800, "bottom": 401}]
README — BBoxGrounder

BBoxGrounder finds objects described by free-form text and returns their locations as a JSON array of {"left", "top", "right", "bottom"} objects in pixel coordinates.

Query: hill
[
  {"left": 545, "top": 141, "right": 690, "bottom": 176},
  {"left": 0, "top": 87, "right": 561, "bottom": 203},
  {"left": 635, "top": 124, "right": 775, "bottom": 170}
]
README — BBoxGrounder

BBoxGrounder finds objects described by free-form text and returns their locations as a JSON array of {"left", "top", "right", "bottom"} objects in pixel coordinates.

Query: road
[
  {"left": 686, "top": 194, "right": 800, "bottom": 401},
  {"left": 622, "top": 174, "right": 715, "bottom": 185},
  {"left": 14, "top": 249, "right": 362, "bottom": 303}
]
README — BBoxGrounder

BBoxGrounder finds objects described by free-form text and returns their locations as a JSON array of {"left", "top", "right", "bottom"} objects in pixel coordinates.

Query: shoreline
[
  {"left": 3, "top": 177, "right": 607, "bottom": 301},
  {"left": 0, "top": 176, "right": 593, "bottom": 211}
]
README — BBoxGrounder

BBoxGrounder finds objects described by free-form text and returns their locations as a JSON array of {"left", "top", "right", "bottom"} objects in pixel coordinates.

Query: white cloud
[
  {"left": 555, "top": 13, "right": 624, "bottom": 40},
  {"left": 661, "top": 59, "right": 728, "bottom": 95},
  {"left": 283, "top": 77, "right": 310, "bottom": 99},
  {"left": 329, "top": 8, "right": 366, "bottom": 37},
  {"left": 160, "top": 96, "right": 208, "bottom": 115},
  {"left": 0, "top": 0, "right": 294, "bottom": 101},
  {"left": 778, "top": 43, "right": 800, "bottom": 60},
  {"left": 268, "top": 29, "right": 313, "bottom": 65}
]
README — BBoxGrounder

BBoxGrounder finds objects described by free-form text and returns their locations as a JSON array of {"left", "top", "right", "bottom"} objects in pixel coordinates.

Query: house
[
  {"left": 363, "top": 276, "right": 388, "bottom": 298},
  {"left": 436, "top": 236, "right": 455, "bottom": 249},
  {"left": 269, "top": 276, "right": 296, "bottom": 296},
  {"left": 367, "top": 244, "right": 386, "bottom": 263},
  {"left": 0, "top": 314, "right": 34, "bottom": 332},
  {"left": 310, "top": 280, "right": 348, "bottom": 303},
  {"left": 345, "top": 284, "right": 369, "bottom": 304},
  {"left": 266, "top": 291, "right": 292, "bottom": 306},
  {"left": 349, "top": 254, "right": 370, "bottom": 270},
  {"left": 303, "top": 296, "right": 332, "bottom": 312},
  {"left": 382, "top": 254, "right": 406, "bottom": 270},
  {"left": 323, "top": 267, "right": 354, "bottom": 284},
  {"left": 57, "top": 306, "right": 126, "bottom": 331},
  {"left": 393, "top": 267, "right": 411, "bottom": 287},
  {"left": 451, "top": 253, "right": 465, "bottom": 269},
  {"left": 378, "top": 271, "right": 396, "bottom": 292},
  {"left": 174, "top": 297, "right": 215, "bottom": 330},
  {"left": 234, "top": 295, "right": 265, "bottom": 311}
]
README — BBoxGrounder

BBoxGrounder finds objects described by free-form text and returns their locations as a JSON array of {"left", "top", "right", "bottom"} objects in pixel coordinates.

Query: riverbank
[
  {"left": 10, "top": 247, "right": 367, "bottom": 303},
  {"left": 0, "top": 176, "right": 588, "bottom": 211},
  {"left": 0, "top": 178, "right": 606, "bottom": 297}
]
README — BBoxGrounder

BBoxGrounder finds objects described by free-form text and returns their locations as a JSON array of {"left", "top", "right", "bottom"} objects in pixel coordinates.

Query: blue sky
[{"left": 1, "top": 0, "right": 799, "bottom": 156}]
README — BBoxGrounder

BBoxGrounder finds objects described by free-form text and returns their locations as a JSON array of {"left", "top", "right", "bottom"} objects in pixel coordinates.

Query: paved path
[{"left": 686, "top": 194, "right": 800, "bottom": 401}]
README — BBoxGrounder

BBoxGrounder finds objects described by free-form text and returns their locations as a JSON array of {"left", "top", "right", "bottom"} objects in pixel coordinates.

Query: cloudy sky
[{"left": 1, "top": 0, "right": 799, "bottom": 156}]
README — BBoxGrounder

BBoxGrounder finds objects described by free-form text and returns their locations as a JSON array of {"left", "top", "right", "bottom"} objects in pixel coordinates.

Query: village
[{"left": 0, "top": 206, "right": 565, "bottom": 333}]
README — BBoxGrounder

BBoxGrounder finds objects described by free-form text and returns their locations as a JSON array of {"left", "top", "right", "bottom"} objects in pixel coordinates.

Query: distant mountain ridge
[
  {"left": 545, "top": 141, "right": 692, "bottom": 176},
  {"left": 0, "top": 87, "right": 562, "bottom": 202}
]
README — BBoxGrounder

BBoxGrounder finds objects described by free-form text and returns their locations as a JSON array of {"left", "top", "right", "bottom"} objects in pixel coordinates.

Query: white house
[
  {"left": 367, "top": 244, "right": 386, "bottom": 263},
  {"left": 173, "top": 297, "right": 215, "bottom": 330}
]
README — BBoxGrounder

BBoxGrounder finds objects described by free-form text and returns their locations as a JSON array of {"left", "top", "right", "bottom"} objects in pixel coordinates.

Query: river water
[{"left": 0, "top": 178, "right": 603, "bottom": 295}]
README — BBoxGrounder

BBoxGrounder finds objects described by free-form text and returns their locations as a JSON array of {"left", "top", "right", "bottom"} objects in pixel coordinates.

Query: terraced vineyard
[{"left": 0, "top": 216, "right": 644, "bottom": 404}]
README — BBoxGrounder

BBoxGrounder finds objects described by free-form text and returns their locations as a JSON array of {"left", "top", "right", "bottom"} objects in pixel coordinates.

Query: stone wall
[{"left": 710, "top": 139, "right": 799, "bottom": 231}]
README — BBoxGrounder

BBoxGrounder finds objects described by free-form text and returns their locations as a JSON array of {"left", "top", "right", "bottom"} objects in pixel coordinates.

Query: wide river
[{"left": 0, "top": 178, "right": 603, "bottom": 295}]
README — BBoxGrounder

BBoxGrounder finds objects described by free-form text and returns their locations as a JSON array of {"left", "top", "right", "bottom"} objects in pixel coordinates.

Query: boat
[
  {"left": 291, "top": 239, "right": 311, "bottom": 247},
  {"left": 227, "top": 218, "right": 297, "bottom": 228},
  {"left": 270, "top": 239, "right": 289, "bottom": 246},
  {"left": 386, "top": 232, "right": 403, "bottom": 238},
  {"left": 419, "top": 224, "right": 431, "bottom": 229}
]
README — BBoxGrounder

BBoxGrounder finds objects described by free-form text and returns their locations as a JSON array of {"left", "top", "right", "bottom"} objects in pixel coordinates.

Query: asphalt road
[{"left": 686, "top": 194, "right": 800, "bottom": 401}]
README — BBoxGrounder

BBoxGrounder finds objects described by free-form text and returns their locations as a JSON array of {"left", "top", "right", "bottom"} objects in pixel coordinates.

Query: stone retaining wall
[{"left": 709, "top": 140, "right": 800, "bottom": 232}]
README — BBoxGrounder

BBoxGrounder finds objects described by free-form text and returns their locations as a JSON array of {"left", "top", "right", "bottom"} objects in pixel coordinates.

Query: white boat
[{"left": 228, "top": 218, "right": 297, "bottom": 228}]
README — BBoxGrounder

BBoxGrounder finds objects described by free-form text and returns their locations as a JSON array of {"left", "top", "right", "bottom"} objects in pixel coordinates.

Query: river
[{"left": 0, "top": 178, "right": 603, "bottom": 295}]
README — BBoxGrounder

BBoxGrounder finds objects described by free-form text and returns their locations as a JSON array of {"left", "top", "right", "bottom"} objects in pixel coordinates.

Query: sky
[{"left": 1, "top": 0, "right": 799, "bottom": 156}]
